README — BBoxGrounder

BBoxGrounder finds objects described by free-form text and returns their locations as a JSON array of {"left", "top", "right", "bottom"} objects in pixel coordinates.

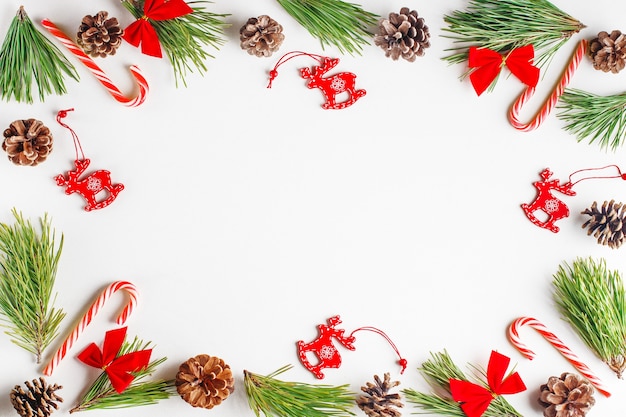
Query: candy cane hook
[
  {"left": 42, "top": 280, "right": 139, "bottom": 376},
  {"left": 508, "top": 316, "right": 610, "bottom": 397},
  {"left": 40, "top": 19, "right": 149, "bottom": 107},
  {"left": 508, "top": 39, "right": 587, "bottom": 132}
]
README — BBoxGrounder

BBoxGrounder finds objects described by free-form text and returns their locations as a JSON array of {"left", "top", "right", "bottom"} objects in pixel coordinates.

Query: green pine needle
[
  {"left": 553, "top": 257, "right": 626, "bottom": 378},
  {"left": 277, "top": 0, "right": 378, "bottom": 55},
  {"left": 402, "top": 350, "right": 522, "bottom": 417},
  {"left": 0, "top": 6, "right": 79, "bottom": 103},
  {"left": 557, "top": 88, "right": 626, "bottom": 151},
  {"left": 0, "top": 209, "right": 65, "bottom": 363},
  {"left": 244, "top": 365, "right": 356, "bottom": 417},
  {"left": 71, "top": 337, "right": 174, "bottom": 413},
  {"left": 121, "top": 0, "right": 229, "bottom": 87},
  {"left": 442, "top": 0, "right": 583, "bottom": 86}
]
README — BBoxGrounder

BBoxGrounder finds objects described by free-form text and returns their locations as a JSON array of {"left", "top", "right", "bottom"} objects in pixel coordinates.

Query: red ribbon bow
[
  {"left": 449, "top": 351, "right": 526, "bottom": 417},
  {"left": 468, "top": 45, "right": 540, "bottom": 96},
  {"left": 123, "top": 0, "right": 193, "bottom": 58},
  {"left": 77, "top": 327, "right": 152, "bottom": 394}
]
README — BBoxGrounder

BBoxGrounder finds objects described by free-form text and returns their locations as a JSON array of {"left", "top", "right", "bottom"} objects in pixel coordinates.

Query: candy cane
[
  {"left": 40, "top": 19, "right": 148, "bottom": 107},
  {"left": 508, "top": 39, "right": 587, "bottom": 132},
  {"left": 42, "top": 281, "right": 139, "bottom": 376},
  {"left": 508, "top": 316, "right": 610, "bottom": 397}
]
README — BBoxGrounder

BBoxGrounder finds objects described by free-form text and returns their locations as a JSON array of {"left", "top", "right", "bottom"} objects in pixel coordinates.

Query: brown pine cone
[
  {"left": 175, "top": 354, "right": 234, "bottom": 409},
  {"left": 538, "top": 373, "right": 595, "bottom": 417},
  {"left": 240, "top": 15, "right": 285, "bottom": 57},
  {"left": 374, "top": 8, "right": 430, "bottom": 62},
  {"left": 356, "top": 373, "right": 403, "bottom": 417},
  {"left": 581, "top": 200, "right": 626, "bottom": 249},
  {"left": 588, "top": 30, "right": 626, "bottom": 73},
  {"left": 2, "top": 119, "right": 53, "bottom": 166},
  {"left": 77, "top": 11, "right": 124, "bottom": 58},
  {"left": 10, "top": 378, "right": 63, "bottom": 417}
]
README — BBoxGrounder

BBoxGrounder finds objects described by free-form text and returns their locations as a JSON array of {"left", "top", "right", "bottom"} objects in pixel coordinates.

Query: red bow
[
  {"left": 123, "top": 0, "right": 193, "bottom": 58},
  {"left": 468, "top": 45, "right": 540, "bottom": 96},
  {"left": 77, "top": 327, "right": 152, "bottom": 394},
  {"left": 449, "top": 351, "right": 526, "bottom": 417}
]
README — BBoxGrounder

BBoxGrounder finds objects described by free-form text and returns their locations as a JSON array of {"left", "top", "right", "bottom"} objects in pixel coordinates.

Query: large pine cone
[
  {"left": 538, "top": 373, "right": 595, "bottom": 417},
  {"left": 176, "top": 354, "right": 234, "bottom": 409},
  {"left": 581, "top": 200, "right": 626, "bottom": 249},
  {"left": 77, "top": 11, "right": 124, "bottom": 58},
  {"left": 588, "top": 30, "right": 626, "bottom": 73},
  {"left": 2, "top": 119, "right": 53, "bottom": 166},
  {"left": 240, "top": 15, "right": 285, "bottom": 57},
  {"left": 10, "top": 378, "right": 63, "bottom": 417},
  {"left": 374, "top": 8, "right": 430, "bottom": 62},
  {"left": 356, "top": 373, "right": 403, "bottom": 417}
]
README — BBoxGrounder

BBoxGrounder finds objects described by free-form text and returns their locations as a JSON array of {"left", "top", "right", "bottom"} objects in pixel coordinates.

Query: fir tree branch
[
  {"left": 71, "top": 337, "right": 174, "bottom": 412},
  {"left": 277, "top": 0, "right": 378, "bottom": 55},
  {"left": 553, "top": 257, "right": 626, "bottom": 378},
  {"left": 442, "top": 0, "right": 583, "bottom": 79},
  {"left": 402, "top": 350, "right": 522, "bottom": 417},
  {"left": 244, "top": 365, "right": 356, "bottom": 417},
  {"left": 0, "top": 6, "right": 78, "bottom": 103},
  {"left": 0, "top": 209, "right": 65, "bottom": 363},
  {"left": 557, "top": 88, "right": 626, "bottom": 151},
  {"left": 121, "top": 0, "right": 228, "bottom": 87}
]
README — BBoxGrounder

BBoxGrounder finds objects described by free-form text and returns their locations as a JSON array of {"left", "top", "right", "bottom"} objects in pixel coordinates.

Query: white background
[{"left": 1, "top": 0, "right": 626, "bottom": 416}]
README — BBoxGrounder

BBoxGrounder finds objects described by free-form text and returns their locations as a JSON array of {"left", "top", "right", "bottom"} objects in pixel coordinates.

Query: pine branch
[
  {"left": 277, "top": 0, "right": 378, "bottom": 55},
  {"left": 244, "top": 365, "right": 356, "bottom": 417},
  {"left": 557, "top": 88, "right": 626, "bottom": 151},
  {"left": 402, "top": 350, "right": 522, "bottom": 417},
  {"left": 442, "top": 0, "right": 583, "bottom": 76},
  {"left": 121, "top": 0, "right": 229, "bottom": 87},
  {"left": 0, "top": 209, "right": 65, "bottom": 363},
  {"left": 71, "top": 337, "right": 174, "bottom": 412},
  {"left": 0, "top": 6, "right": 78, "bottom": 103},
  {"left": 553, "top": 257, "right": 626, "bottom": 378}
]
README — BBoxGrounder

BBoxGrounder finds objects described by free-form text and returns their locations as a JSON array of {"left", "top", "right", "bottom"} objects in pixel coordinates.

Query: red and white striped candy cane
[
  {"left": 508, "top": 316, "right": 610, "bottom": 397},
  {"left": 40, "top": 19, "right": 148, "bottom": 107},
  {"left": 42, "top": 280, "right": 139, "bottom": 376},
  {"left": 508, "top": 39, "right": 587, "bottom": 132}
]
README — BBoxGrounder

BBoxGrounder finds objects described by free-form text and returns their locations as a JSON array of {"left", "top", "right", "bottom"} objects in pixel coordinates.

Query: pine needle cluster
[
  {"left": 0, "top": 209, "right": 65, "bottom": 363},
  {"left": 442, "top": 0, "right": 584, "bottom": 74},
  {"left": 277, "top": 0, "right": 378, "bottom": 55},
  {"left": 121, "top": 0, "right": 229, "bottom": 87},
  {"left": 402, "top": 350, "right": 522, "bottom": 417},
  {"left": 557, "top": 89, "right": 626, "bottom": 151},
  {"left": 244, "top": 365, "right": 356, "bottom": 417},
  {"left": 0, "top": 6, "right": 78, "bottom": 103},
  {"left": 71, "top": 337, "right": 174, "bottom": 413},
  {"left": 553, "top": 257, "right": 626, "bottom": 378}
]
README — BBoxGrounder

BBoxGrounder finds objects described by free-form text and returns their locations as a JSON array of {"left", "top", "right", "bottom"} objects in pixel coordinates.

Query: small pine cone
[
  {"left": 2, "top": 119, "right": 53, "bottom": 166},
  {"left": 356, "top": 373, "right": 403, "bottom": 417},
  {"left": 240, "top": 15, "right": 285, "bottom": 57},
  {"left": 77, "top": 11, "right": 124, "bottom": 58},
  {"left": 176, "top": 354, "right": 234, "bottom": 409},
  {"left": 538, "top": 373, "right": 595, "bottom": 417},
  {"left": 10, "top": 378, "right": 63, "bottom": 417},
  {"left": 588, "top": 30, "right": 626, "bottom": 73},
  {"left": 374, "top": 8, "right": 430, "bottom": 62},
  {"left": 581, "top": 200, "right": 626, "bottom": 249}
]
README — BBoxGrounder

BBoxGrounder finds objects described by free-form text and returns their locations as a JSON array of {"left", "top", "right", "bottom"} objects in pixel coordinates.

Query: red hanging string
[
  {"left": 267, "top": 51, "right": 325, "bottom": 88},
  {"left": 56, "top": 108, "right": 85, "bottom": 161},
  {"left": 349, "top": 326, "right": 407, "bottom": 374},
  {"left": 568, "top": 165, "right": 626, "bottom": 187}
]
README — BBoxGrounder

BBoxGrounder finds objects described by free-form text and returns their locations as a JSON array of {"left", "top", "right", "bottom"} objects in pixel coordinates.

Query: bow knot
[{"left": 468, "top": 45, "right": 540, "bottom": 96}]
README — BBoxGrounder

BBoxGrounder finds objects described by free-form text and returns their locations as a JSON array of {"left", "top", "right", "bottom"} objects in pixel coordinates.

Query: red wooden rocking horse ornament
[
  {"left": 55, "top": 109, "right": 124, "bottom": 211},
  {"left": 267, "top": 51, "right": 366, "bottom": 110},
  {"left": 296, "top": 315, "right": 406, "bottom": 379},
  {"left": 522, "top": 166, "right": 626, "bottom": 233}
]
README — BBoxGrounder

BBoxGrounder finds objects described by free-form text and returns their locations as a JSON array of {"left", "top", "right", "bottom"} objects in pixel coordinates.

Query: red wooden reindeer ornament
[
  {"left": 55, "top": 109, "right": 124, "bottom": 211},
  {"left": 296, "top": 315, "right": 406, "bottom": 379},
  {"left": 267, "top": 52, "right": 366, "bottom": 109},
  {"left": 522, "top": 166, "right": 626, "bottom": 233}
]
